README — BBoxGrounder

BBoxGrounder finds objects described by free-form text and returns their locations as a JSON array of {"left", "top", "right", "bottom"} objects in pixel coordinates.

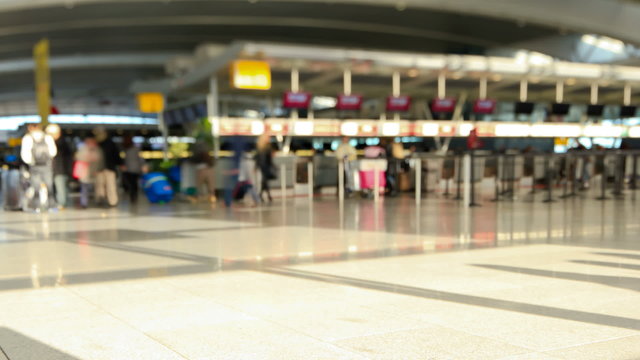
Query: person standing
[
  {"left": 335, "top": 136, "right": 357, "bottom": 193},
  {"left": 236, "top": 148, "right": 260, "bottom": 207},
  {"left": 94, "top": 127, "right": 121, "bottom": 207},
  {"left": 255, "top": 134, "right": 274, "bottom": 203},
  {"left": 46, "top": 124, "right": 73, "bottom": 209},
  {"left": 20, "top": 124, "right": 57, "bottom": 211},
  {"left": 121, "top": 136, "right": 146, "bottom": 205},
  {"left": 76, "top": 137, "right": 103, "bottom": 209},
  {"left": 192, "top": 140, "right": 217, "bottom": 203}
]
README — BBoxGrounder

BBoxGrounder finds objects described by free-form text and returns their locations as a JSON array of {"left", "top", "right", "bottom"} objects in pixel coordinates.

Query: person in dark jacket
[
  {"left": 94, "top": 127, "right": 122, "bottom": 207},
  {"left": 46, "top": 124, "right": 73, "bottom": 208},
  {"left": 255, "top": 134, "right": 274, "bottom": 203}
]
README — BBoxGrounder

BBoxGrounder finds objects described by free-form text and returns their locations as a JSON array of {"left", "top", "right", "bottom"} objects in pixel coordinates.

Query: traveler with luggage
[
  {"left": 46, "top": 124, "right": 73, "bottom": 209},
  {"left": 94, "top": 127, "right": 121, "bottom": 207},
  {"left": 75, "top": 137, "right": 104, "bottom": 209},
  {"left": 20, "top": 123, "right": 57, "bottom": 211}
]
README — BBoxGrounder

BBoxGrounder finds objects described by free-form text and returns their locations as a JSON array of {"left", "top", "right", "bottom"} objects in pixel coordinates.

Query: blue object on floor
[
  {"left": 168, "top": 165, "right": 181, "bottom": 183},
  {"left": 142, "top": 172, "right": 174, "bottom": 203}
]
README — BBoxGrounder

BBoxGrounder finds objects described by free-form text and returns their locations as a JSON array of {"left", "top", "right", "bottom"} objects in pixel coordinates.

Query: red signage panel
[
  {"left": 431, "top": 98, "right": 457, "bottom": 113},
  {"left": 283, "top": 92, "right": 311, "bottom": 109},
  {"left": 386, "top": 96, "right": 411, "bottom": 112},
  {"left": 336, "top": 94, "right": 363, "bottom": 111},
  {"left": 473, "top": 99, "right": 497, "bottom": 114}
]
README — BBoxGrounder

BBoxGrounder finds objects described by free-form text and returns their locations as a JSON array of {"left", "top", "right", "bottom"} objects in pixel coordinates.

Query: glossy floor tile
[{"left": 0, "top": 194, "right": 639, "bottom": 359}]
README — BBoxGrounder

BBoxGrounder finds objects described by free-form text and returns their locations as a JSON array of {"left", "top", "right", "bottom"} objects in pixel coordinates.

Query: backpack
[{"left": 31, "top": 135, "right": 52, "bottom": 166}]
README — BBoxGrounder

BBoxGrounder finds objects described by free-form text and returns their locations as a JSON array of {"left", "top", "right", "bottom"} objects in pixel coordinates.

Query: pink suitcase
[{"left": 359, "top": 170, "right": 386, "bottom": 191}]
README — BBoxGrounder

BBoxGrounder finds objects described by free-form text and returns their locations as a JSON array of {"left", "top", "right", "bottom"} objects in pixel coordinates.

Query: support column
[
  {"left": 479, "top": 77, "right": 488, "bottom": 100},
  {"left": 556, "top": 81, "right": 564, "bottom": 103},
  {"left": 207, "top": 76, "right": 220, "bottom": 158},
  {"left": 158, "top": 110, "right": 168, "bottom": 162}
]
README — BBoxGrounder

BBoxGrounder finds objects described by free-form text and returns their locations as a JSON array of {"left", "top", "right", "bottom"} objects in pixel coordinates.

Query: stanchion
[
  {"left": 338, "top": 160, "right": 345, "bottom": 203},
  {"left": 596, "top": 154, "right": 608, "bottom": 201},
  {"left": 491, "top": 154, "right": 500, "bottom": 202},
  {"left": 508, "top": 154, "right": 516, "bottom": 200},
  {"left": 543, "top": 154, "right": 555, "bottom": 203},
  {"left": 415, "top": 158, "right": 422, "bottom": 205},
  {"left": 280, "top": 163, "right": 286, "bottom": 201},
  {"left": 469, "top": 150, "right": 480, "bottom": 207},
  {"left": 569, "top": 154, "right": 578, "bottom": 197},
  {"left": 256, "top": 170, "right": 263, "bottom": 195},
  {"left": 307, "top": 161, "right": 314, "bottom": 201},
  {"left": 631, "top": 154, "right": 638, "bottom": 190},
  {"left": 463, "top": 154, "right": 471, "bottom": 207},
  {"left": 560, "top": 154, "right": 572, "bottom": 199},
  {"left": 528, "top": 154, "right": 536, "bottom": 196},
  {"left": 374, "top": 163, "right": 380, "bottom": 203},
  {"left": 453, "top": 155, "right": 463, "bottom": 200},
  {"left": 613, "top": 152, "right": 624, "bottom": 198},
  {"left": 443, "top": 164, "right": 451, "bottom": 198}
]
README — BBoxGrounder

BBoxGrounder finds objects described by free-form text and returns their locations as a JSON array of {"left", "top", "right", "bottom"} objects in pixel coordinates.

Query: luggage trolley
[{"left": 358, "top": 159, "right": 387, "bottom": 199}]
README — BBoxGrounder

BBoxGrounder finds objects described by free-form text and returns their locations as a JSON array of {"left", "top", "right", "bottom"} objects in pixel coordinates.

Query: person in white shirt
[
  {"left": 335, "top": 137, "right": 357, "bottom": 193},
  {"left": 335, "top": 137, "right": 357, "bottom": 162},
  {"left": 20, "top": 123, "right": 57, "bottom": 210}
]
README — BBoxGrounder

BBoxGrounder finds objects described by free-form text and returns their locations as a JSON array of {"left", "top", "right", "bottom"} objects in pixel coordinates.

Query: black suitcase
[{"left": 2, "top": 169, "right": 23, "bottom": 211}]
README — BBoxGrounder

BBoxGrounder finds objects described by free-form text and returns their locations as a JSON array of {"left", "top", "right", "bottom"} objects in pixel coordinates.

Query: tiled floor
[{"left": 0, "top": 192, "right": 639, "bottom": 359}]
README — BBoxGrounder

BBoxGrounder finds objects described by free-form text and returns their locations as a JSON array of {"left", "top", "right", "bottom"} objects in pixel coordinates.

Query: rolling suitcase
[{"left": 2, "top": 169, "right": 23, "bottom": 211}]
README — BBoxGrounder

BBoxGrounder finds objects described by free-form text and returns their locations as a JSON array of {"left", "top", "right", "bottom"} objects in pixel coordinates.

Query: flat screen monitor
[
  {"left": 514, "top": 102, "right": 534, "bottom": 114},
  {"left": 620, "top": 105, "right": 637, "bottom": 117},
  {"left": 551, "top": 103, "right": 571, "bottom": 116},
  {"left": 587, "top": 104, "right": 604, "bottom": 117}
]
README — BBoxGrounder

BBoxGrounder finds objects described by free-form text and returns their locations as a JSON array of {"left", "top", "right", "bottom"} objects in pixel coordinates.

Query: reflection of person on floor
[
  {"left": 76, "top": 137, "right": 104, "bottom": 209},
  {"left": 121, "top": 136, "right": 146, "bottom": 205},
  {"left": 20, "top": 123, "right": 57, "bottom": 211},
  {"left": 94, "top": 127, "right": 121, "bottom": 207},
  {"left": 255, "top": 134, "right": 274, "bottom": 203},
  {"left": 335, "top": 137, "right": 357, "bottom": 193},
  {"left": 46, "top": 124, "right": 73, "bottom": 209}
]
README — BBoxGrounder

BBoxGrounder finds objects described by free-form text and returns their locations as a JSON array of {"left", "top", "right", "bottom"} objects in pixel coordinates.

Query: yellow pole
[{"left": 33, "top": 39, "right": 51, "bottom": 127}]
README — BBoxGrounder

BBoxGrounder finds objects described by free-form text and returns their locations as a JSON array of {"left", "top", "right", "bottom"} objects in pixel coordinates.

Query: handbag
[{"left": 72, "top": 161, "right": 89, "bottom": 180}]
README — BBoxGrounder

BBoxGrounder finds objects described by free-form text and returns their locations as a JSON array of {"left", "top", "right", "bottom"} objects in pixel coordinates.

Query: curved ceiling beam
[
  {"left": 0, "top": 16, "right": 499, "bottom": 47},
  {"left": 0, "top": 0, "right": 638, "bottom": 44},
  {"left": 0, "top": 53, "right": 177, "bottom": 74}
]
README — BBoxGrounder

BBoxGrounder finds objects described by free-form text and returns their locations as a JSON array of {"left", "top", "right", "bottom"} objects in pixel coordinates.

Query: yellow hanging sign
[
  {"left": 554, "top": 137, "right": 569, "bottom": 146},
  {"left": 33, "top": 39, "right": 51, "bottom": 127},
  {"left": 230, "top": 60, "right": 271, "bottom": 90},
  {"left": 137, "top": 93, "right": 165, "bottom": 113}
]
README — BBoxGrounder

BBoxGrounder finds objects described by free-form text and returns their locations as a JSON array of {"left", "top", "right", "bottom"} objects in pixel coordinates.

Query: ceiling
[{"left": 0, "top": 0, "right": 637, "bottom": 115}]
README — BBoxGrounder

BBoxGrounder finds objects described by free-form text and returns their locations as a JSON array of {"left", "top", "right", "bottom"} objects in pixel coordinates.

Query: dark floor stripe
[{"left": 264, "top": 267, "right": 640, "bottom": 331}]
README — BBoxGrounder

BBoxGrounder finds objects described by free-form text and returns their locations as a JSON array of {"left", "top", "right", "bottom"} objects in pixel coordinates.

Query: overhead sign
[
  {"left": 137, "top": 93, "right": 165, "bottom": 113},
  {"left": 431, "top": 97, "right": 457, "bottom": 113},
  {"left": 473, "top": 99, "right": 496, "bottom": 114},
  {"left": 33, "top": 38, "right": 51, "bottom": 126},
  {"left": 230, "top": 60, "right": 271, "bottom": 90},
  {"left": 386, "top": 96, "right": 411, "bottom": 112},
  {"left": 283, "top": 92, "right": 311, "bottom": 109},
  {"left": 336, "top": 94, "right": 363, "bottom": 111}
]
